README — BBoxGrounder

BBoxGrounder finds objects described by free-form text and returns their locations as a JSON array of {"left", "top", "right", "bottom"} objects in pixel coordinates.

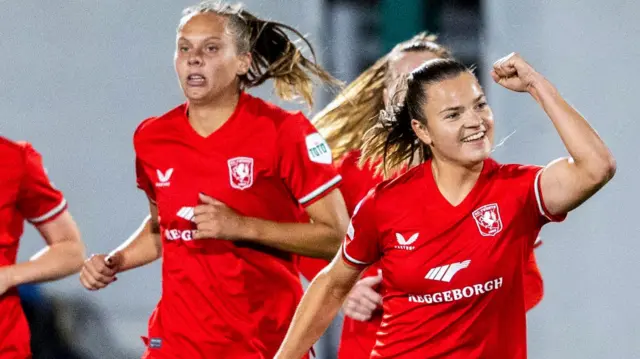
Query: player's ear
[
  {"left": 412, "top": 119, "right": 432, "bottom": 146},
  {"left": 237, "top": 52, "right": 251, "bottom": 76}
]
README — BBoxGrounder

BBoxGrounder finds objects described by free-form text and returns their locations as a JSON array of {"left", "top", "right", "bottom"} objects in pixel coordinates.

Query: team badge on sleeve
[
  {"left": 305, "top": 133, "right": 332, "bottom": 164},
  {"left": 228, "top": 157, "right": 254, "bottom": 190},
  {"left": 472, "top": 203, "right": 503, "bottom": 236}
]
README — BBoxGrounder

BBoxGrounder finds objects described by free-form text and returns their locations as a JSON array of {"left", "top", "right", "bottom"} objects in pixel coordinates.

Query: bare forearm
[
  {"left": 8, "top": 240, "right": 84, "bottom": 286},
  {"left": 276, "top": 272, "right": 349, "bottom": 359},
  {"left": 529, "top": 76, "right": 615, "bottom": 178},
  {"left": 112, "top": 217, "right": 162, "bottom": 272},
  {"left": 240, "top": 218, "right": 342, "bottom": 260}
]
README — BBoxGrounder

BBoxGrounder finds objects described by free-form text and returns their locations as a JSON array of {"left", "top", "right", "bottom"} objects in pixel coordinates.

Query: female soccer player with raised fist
[
  {"left": 303, "top": 34, "right": 549, "bottom": 358},
  {"left": 276, "top": 53, "right": 615, "bottom": 358}
]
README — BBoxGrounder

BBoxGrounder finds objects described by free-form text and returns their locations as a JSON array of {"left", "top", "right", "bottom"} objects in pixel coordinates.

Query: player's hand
[
  {"left": 343, "top": 269, "right": 383, "bottom": 322},
  {"left": 0, "top": 268, "right": 15, "bottom": 296},
  {"left": 491, "top": 52, "right": 542, "bottom": 93},
  {"left": 79, "top": 252, "right": 123, "bottom": 290},
  {"left": 193, "top": 193, "right": 245, "bottom": 240}
]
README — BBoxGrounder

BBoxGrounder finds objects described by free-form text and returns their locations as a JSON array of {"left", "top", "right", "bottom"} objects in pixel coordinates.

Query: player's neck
[
  {"left": 430, "top": 158, "right": 483, "bottom": 206},
  {"left": 187, "top": 90, "right": 241, "bottom": 137}
]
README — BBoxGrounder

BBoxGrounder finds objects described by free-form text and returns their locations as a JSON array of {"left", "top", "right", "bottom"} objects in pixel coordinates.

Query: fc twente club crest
[
  {"left": 227, "top": 157, "right": 254, "bottom": 190},
  {"left": 472, "top": 203, "right": 503, "bottom": 236}
]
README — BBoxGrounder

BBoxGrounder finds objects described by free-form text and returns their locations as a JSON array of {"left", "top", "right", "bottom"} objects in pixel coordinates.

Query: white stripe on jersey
[
  {"left": 533, "top": 169, "right": 552, "bottom": 220},
  {"left": 534, "top": 236, "right": 542, "bottom": 247},
  {"left": 342, "top": 243, "right": 371, "bottom": 266},
  {"left": 28, "top": 198, "right": 67, "bottom": 224},
  {"left": 298, "top": 175, "right": 342, "bottom": 205}
]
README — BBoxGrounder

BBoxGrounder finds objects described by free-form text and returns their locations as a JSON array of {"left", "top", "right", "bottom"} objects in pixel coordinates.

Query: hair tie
[{"left": 379, "top": 108, "right": 396, "bottom": 126}]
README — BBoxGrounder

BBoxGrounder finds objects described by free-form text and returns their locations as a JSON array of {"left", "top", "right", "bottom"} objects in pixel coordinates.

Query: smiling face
[
  {"left": 411, "top": 72, "right": 494, "bottom": 167},
  {"left": 174, "top": 12, "right": 251, "bottom": 105}
]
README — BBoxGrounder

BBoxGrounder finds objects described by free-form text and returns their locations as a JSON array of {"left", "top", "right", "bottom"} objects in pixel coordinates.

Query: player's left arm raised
[{"left": 492, "top": 53, "right": 616, "bottom": 215}]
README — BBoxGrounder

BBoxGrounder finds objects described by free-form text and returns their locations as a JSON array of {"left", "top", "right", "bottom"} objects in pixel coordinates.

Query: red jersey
[
  {"left": 295, "top": 150, "right": 383, "bottom": 358},
  {"left": 334, "top": 150, "right": 384, "bottom": 359},
  {"left": 295, "top": 150, "right": 382, "bottom": 282},
  {"left": 134, "top": 92, "right": 341, "bottom": 359},
  {"left": 342, "top": 158, "right": 564, "bottom": 359},
  {"left": 337, "top": 152, "right": 548, "bottom": 358},
  {"left": 336, "top": 150, "right": 384, "bottom": 217},
  {"left": 0, "top": 137, "right": 67, "bottom": 358},
  {"left": 524, "top": 240, "right": 544, "bottom": 311}
]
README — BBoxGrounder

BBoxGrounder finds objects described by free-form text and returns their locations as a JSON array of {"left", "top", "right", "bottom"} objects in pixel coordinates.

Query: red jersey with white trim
[
  {"left": 335, "top": 150, "right": 384, "bottom": 359},
  {"left": 296, "top": 150, "right": 382, "bottom": 282},
  {"left": 134, "top": 92, "right": 341, "bottom": 359},
  {"left": 0, "top": 137, "right": 67, "bottom": 358},
  {"left": 337, "top": 152, "right": 548, "bottom": 358},
  {"left": 342, "top": 158, "right": 565, "bottom": 359}
]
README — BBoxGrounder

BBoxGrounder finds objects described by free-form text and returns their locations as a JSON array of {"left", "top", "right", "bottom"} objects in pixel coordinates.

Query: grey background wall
[{"left": 483, "top": 1, "right": 639, "bottom": 358}]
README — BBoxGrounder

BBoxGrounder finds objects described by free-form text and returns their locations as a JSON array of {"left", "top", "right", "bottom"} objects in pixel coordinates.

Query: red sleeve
[
  {"left": 17, "top": 144, "right": 67, "bottom": 225},
  {"left": 135, "top": 157, "right": 156, "bottom": 203},
  {"left": 341, "top": 191, "right": 381, "bottom": 269},
  {"left": 528, "top": 165, "right": 567, "bottom": 224},
  {"left": 523, "top": 250, "right": 544, "bottom": 311},
  {"left": 278, "top": 113, "right": 341, "bottom": 207},
  {"left": 133, "top": 118, "right": 157, "bottom": 203}
]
